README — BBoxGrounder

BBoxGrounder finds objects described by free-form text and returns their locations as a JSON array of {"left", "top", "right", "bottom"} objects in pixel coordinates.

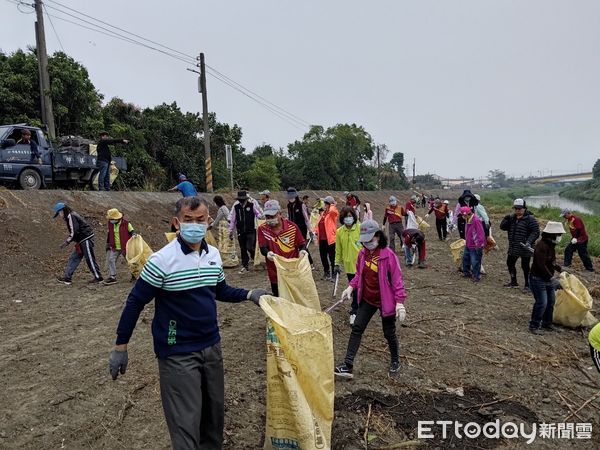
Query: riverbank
[
  {"left": 481, "top": 188, "right": 600, "bottom": 257},
  {"left": 561, "top": 179, "right": 600, "bottom": 202}
]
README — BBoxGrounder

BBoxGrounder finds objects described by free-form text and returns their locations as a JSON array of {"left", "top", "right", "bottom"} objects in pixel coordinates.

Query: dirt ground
[{"left": 0, "top": 189, "right": 599, "bottom": 449}]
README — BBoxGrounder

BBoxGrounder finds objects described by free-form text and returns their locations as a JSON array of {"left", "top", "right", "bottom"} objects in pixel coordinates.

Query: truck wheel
[{"left": 19, "top": 168, "right": 42, "bottom": 190}]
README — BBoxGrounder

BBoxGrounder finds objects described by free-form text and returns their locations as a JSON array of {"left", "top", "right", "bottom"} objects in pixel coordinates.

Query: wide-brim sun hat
[
  {"left": 107, "top": 208, "right": 123, "bottom": 220},
  {"left": 543, "top": 221, "right": 566, "bottom": 234},
  {"left": 359, "top": 219, "right": 380, "bottom": 243}
]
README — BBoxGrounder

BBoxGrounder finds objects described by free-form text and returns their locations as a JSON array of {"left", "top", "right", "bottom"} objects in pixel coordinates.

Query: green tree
[
  {"left": 593, "top": 159, "right": 600, "bottom": 179},
  {"left": 488, "top": 169, "right": 508, "bottom": 187},
  {"left": 0, "top": 49, "right": 103, "bottom": 136},
  {"left": 243, "top": 156, "right": 281, "bottom": 190}
]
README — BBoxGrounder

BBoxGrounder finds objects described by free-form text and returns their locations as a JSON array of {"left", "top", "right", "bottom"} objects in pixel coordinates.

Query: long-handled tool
[
  {"left": 323, "top": 297, "right": 345, "bottom": 314},
  {"left": 332, "top": 273, "right": 340, "bottom": 298}
]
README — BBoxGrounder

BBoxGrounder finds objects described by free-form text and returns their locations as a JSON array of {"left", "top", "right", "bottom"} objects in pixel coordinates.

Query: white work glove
[
  {"left": 571, "top": 238, "right": 578, "bottom": 245},
  {"left": 424, "top": 214, "right": 430, "bottom": 219},
  {"left": 396, "top": 304, "right": 406, "bottom": 322},
  {"left": 341, "top": 286, "right": 354, "bottom": 302},
  {"left": 299, "top": 249, "right": 308, "bottom": 258},
  {"left": 267, "top": 251, "right": 275, "bottom": 261}
]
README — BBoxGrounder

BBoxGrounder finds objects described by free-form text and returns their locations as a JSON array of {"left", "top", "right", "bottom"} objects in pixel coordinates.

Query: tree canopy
[{"left": 0, "top": 48, "right": 406, "bottom": 192}]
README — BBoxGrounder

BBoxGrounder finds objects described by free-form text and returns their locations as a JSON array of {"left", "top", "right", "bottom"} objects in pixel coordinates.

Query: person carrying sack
[{"left": 104, "top": 208, "right": 136, "bottom": 285}]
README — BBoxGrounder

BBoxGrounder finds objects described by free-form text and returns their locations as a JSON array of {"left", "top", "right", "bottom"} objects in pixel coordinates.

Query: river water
[{"left": 523, "top": 193, "right": 600, "bottom": 215}]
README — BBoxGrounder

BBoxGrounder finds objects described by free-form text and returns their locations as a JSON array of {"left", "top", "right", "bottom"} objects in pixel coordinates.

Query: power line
[
  {"left": 42, "top": 3, "right": 64, "bottom": 52},
  {"left": 43, "top": 0, "right": 309, "bottom": 130}
]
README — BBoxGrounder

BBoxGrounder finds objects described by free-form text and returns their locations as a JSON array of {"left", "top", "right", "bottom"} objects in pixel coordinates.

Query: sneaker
[
  {"left": 334, "top": 364, "right": 354, "bottom": 379},
  {"left": 529, "top": 327, "right": 543, "bottom": 335},
  {"left": 522, "top": 286, "right": 531, "bottom": 294},
  {"left": 238, "top": 267, "right": 248, "bottom": 274},
  {"left": 349, "top": 314, "right": 356, "bottom": 325},
  {"left": 103, "top": 277, "right": 117, "bottom": 285},
  {"left": 503, "top": 282, "right": 518, "bottom": 288},
  {"left": 586, "top": 268, "right": 595, "bottom": 272},
  {"left": 323, "top": 272, "right": 331, "bottom": 281},
  {"left": 57, "top": 277, "right": 72, "bottom": 285},
  {"left": 417, "top": 261, "right": 428, "bottom": 269},
  {"left": 89, "top": 277, "right": 103, "bottom": 284},
  {"left": 542, "top": 324, "right": 561, "bottom": 333},
  {"left": 389, "top": 360, "right": 400, "bottom": 374},
  {"left": 311, "top": 264, "right": 316, "bottom": 271}
]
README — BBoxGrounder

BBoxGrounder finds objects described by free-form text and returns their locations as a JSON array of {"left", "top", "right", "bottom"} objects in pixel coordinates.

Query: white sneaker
[
  {"left": 349, "top": 314, "right": 356, "bottom": 325},
  {"left": 238, "top": 267, "right": 248, "bottom": 274}
]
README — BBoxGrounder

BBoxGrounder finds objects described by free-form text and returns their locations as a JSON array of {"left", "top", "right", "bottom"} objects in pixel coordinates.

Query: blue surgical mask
[
  {"left": 390, "top": 201, "right": 397, "bottom": 206},
  {"left": 179, "top": 222, "right": 207, "bottom": 244},
  {"left": 110, "top": 219, "right": 119, "bottom": 224},
  {"left": 344, "top": 217, "right": 354, "bottom": 226}
]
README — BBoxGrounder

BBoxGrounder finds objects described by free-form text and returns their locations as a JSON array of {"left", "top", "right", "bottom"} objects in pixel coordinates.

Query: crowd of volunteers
[{"left": 49, "top": 184, "right": 597, "bottom": 449}]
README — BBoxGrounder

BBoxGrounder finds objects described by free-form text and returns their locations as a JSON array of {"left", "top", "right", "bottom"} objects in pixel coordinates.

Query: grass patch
[
  {"left": 482, "top": 188, "right": 600, "bottom": 257},
  {"left": 561, "top": 180, "right": 600, "bottom": 202}
]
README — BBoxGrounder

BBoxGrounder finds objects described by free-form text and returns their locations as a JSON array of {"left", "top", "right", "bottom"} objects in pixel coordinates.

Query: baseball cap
[
  {"left": 389, "top": 195, "right": 397, "bottom": 203},
  {"left": 359, "top": 220, "right": 380, "bottom": 243},
  {"left": 259, "top": 190, "right": 271, "bottom": 196},
  {"left": 513, "top": 199, "right": 525, "bottom": 208},
  {"left": 178, "top": 174, "right": 187, "bottom": 181},
  {"left": 263, "top": 200, "right": 281, "bottom": 216},
  {"left": 324, "top": 196, "right": 335, "bottom": 205},
  {"left": 53, "top": 202, "right": 66, "bottom": 218},
  {"left": 559, "top": 208, "right": 571, "bottom": 218},
  {"left": 286, "top": 187, "right": 298, "bottom": 199},
  {"left": 237, "top": 191, "right": 249, "bottom": 200},
  {"left": 459, "top": 206, "right": 472, "bottom": 215}
]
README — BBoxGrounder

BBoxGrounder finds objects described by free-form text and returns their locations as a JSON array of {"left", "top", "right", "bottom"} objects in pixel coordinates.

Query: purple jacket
[
  {"left": 465, "top": 214, "right": 486, "bottom": 249},
  {"left": 350, "top": 247, "right": 407, "bottom": 317}
]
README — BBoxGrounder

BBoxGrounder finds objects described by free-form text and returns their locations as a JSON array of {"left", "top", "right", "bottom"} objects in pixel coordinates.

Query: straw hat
[{"left": 107, "top": 208, "right": 123, "bottom": 220}]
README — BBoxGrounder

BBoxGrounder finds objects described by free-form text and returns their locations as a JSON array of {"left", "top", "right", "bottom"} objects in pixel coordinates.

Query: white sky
[{"left": 1, "top": 0, "right": 598, "bottom": 179}]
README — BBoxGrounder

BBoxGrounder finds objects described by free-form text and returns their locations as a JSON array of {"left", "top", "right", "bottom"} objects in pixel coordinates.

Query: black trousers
[
  {"left": 344, "top": 301, "right": 399, "bottom": 367},
  {"left": 388, "top": 222, "right": 404, "bottom": 251},
  {"left": 564, "top": 241, "right": 594, "bottom": 270},
  {"left": 457, "top": 216, "right": 466, "bottom": 239},
  {"left": 347, "top": 273, "right": 358, "bottom": 315},
  {"left": 158, "top": 344, "right": 224, "bottom": 450},
  {"left": 237, "top": 231, "right": 256, "bottom": 269},
  {"left": 271, "top": 282, "right": 279, "bottom": 297},
  {"left": 435, "top": 218, "right": 447, "bottom": 240},
  {"left": 507, "top": 254, "right": 531, "bottom": 286},
  {"left": 319, "top": 239, "right": 335, "bottom": 275}
]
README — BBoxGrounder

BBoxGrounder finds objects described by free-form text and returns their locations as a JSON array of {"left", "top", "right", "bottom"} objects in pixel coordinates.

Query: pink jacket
[
  {"left": 350, "top": 247, "right": 407, "bottom": 317},
  {"left": 465, "top": 214, "right": 486, "bottom": 249}
]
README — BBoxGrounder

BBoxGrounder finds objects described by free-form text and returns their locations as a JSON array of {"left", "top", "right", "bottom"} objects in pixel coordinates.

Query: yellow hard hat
[{"left": 106, "top": 208, "right": 123, "bottom": 220}]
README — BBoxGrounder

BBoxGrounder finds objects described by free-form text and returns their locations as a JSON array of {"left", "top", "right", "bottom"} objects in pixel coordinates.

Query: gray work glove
[
  {"left": 520, "top": 242, "right": 534, "bottom": 254},
  {"left": 247, "top": 288, "right": 269, "bottom": 306},
  {"left": 332, "top": 265, "right": 341, "bottom": 276},
  {"left": 60, "top": 241, "right": 69, "bottom": 249},
  {"left": 108, "top": 349, "right": 128, "bottom": 380}
]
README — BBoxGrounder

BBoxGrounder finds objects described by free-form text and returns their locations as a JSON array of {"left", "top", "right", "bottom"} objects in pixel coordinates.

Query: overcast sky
[{"left": 2, "top": 0, "right": 598, "bottom": 178}]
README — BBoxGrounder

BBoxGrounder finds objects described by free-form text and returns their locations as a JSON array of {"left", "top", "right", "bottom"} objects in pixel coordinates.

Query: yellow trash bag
[
  {"left": 274, "top": 253, "right": 321, "bottom": 310},
  {"left": 254, "top": 219, "right": 266, "bottom": 267},
  {"left": 260, "top": 296, "right": 334, "bottom": 450},
  {"left": 218, "top": 223, "right": 239, "bottom": 268},
  {"left": 416, "top": 215, "right": 430, "bottom": 232},
  {"left": 450, "top": 239, "right": 465, "bottom": 269},
  {"left": 205, "top": 229, "right": 217, "bottom": 247},
  {"left": 125, "top": 235, "right": 153, "bottom": 278},
  {"left": 554, "top": 272, "right": 595, "bottom": 328},
  {"left": 165, "top": 232, "right": 177, "bottom": 243}
]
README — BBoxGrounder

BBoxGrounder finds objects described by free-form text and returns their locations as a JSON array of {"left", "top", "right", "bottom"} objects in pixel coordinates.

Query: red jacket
[
  {"left": 107, "top": 218, "right": 133, "bottom": 255},
  {"left": 567, "top": 216, "right": 588, "bottom": 243}
]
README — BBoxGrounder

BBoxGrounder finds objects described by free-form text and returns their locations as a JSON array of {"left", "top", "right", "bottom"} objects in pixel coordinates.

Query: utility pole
[
  {"left": 412, "top": 158, "right": 416, "bottom": 185},
  {"left": 34, "top": 0, "right": 56, "bottom": 139},
  {"left": 197, "top": 53, "right": 212, "bottom": 192},
  {"left": 376, "top": 145, "right": 381, "bottom": 189}
]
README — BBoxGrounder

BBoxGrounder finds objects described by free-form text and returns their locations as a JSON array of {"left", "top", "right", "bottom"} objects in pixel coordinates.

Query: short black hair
[
  {"left": 21, "top": 129, "right": 31, "bottom": 136},
  {"left": 213, "top": 195, "right": 225, "bottom": 208},
  {"left": 339, "top": 206, "right": 357, "bottom": 225},
  {"left": 175, "top": 196, "right": 209, "bottom": 216},
  {"left": 99, "top": 131, "right": 109, "bottom": 136},
  {"left": 302, "top": 195, "right": 309, "bottom": 200},
  {"left": 374, "top": 230, "right": 388, "bottom": 249}
]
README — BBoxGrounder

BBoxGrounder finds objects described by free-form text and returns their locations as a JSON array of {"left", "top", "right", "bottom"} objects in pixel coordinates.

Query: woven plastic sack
[
  {"left": 254, "top": 219, "right": 266, "bottom": 267},
  {"left": 450, "top": 239, "right": 465, "bottom": 269},
  {"left": 416, "top": 215, "right": 430, "bottom": 232},
  {"left": 260, "top": 296, "right": 334, "bottom": 450},
  {"left": 125, "top": 235, "right": 153, "bottom": 278},
  {"left": 554, "top": 272, "right": 595, "bottom": 328},
  {"left": 216, "top": 223, "right": 239, "bottom": 268},
  {"left": 273, "top": 253, "right": 321, "bottom": 310}
]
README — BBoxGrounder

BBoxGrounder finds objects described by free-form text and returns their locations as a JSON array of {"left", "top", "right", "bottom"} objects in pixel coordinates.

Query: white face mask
[
  {"left": 363, "top": 240, "right": 378, "bottom": 251},
  {"left": 554, "top": 235, "right": 562, "bottom": 244}
]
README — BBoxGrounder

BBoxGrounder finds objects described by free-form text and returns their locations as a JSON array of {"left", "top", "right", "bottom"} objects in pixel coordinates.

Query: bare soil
[{"left": 0, "top": 189, "right": 599, "bottom": 449}]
